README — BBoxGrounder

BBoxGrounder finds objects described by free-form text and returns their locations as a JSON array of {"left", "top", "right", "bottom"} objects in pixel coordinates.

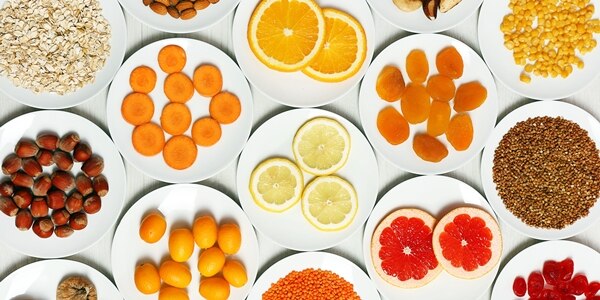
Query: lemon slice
[
  {"left": 292, "top": 117, "right": 351, "bottom": 175},
  {"left": 250, "top": 158, "right": 304, "bottom": 212},
  {"left": 301, "top": 176, "right": 358, "bottom": 231}
]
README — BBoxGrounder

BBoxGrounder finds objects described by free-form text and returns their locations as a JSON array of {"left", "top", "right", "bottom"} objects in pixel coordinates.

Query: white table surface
[{"left": 1, "top": 5, "right": 600, "bottom": 300}]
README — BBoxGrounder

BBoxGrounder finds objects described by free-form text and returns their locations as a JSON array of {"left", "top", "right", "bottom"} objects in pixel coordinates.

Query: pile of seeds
[{"left": 493, "top": 116, "right": 600, "bottom": 229}]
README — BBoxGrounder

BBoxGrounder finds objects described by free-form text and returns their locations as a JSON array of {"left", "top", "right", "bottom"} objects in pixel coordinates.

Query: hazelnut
[
  {"left": 51, "top": 209, "right": 71, "bottom": 226},
  {"left": 92, "top": 175, "right": 109, "bottom": 197},
  {"left": 73, "top": 143, "right": 92, "bottom": 163},
  {"left": 32, "top": 175, "right": 52, "bottom": 196},
  {"left": 12, "top": 188, "right": 32, "bottom": 208},
  {"left": 0, "top": 196, "right": 19, "bottom": 217},
  {"left": 53, "top": 151, "right": 74, "bottom": 171},
  {"left": 0, "top": 180, "right": 14, "bottom": 197},
  {"left": 22, "top": 158, "right": 43, "bottom": 177},
  {"left": 15, "top": 209, "right": 33, "bottom": 231},
  {"left": 36, "top": 133, "right": 59, "bottom": 150},
  {"left": 83, "top": 194, "right": 102, "bottom": 214},
  {"left": 11, "top": 171, "right": 34, "bottom": 188},
  {"left": 51, "top": 171, "right": 75, "bottom": 192},
  {"left": 14, "top": 139, "right": 39, "bottom": 158},
  {"left": 36, "top": 149, "right": 54, "bottom": 167},
  {"left": 75, "top": 174, "right": 93, "bottom": 196},
  {"left": 65, "top": 192, "right": 84, "bottom": 214},
  {"left": 30, "top": 197, "right": 49, "bottom": 218},
  {"left": 2, "top": 154, "right": 21, "bottom": 175},
  {"left": 69, "top": 212, "right": 88, "bottom": 230},
  {"left": 58, "top": 133, "right": 80, "bottom": 152},
  {"left": 81, "top": 155, "right": 104, "bottom": 177},
  {"left": 47, "top": 189, "right": 67, "bottom": 210},
  {"left": 54, "top": 225, "right": 74, "bottom": 238},
  {"left": 32, "top": 217, "right": 54, "bottom": 238}
]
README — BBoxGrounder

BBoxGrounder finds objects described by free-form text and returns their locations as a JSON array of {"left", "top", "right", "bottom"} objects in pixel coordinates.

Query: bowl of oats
[{"left": 0, "top": 0, "right": 126, "bottom": 109}]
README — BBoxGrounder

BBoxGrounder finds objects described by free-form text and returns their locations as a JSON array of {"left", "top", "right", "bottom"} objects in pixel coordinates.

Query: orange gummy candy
[
  {"left": 426, "top": 74, "right": 455, "bottom": 102},
  {"left": 453, "top": 81, "right": 487, "bottom": 112},
  {"left": 406, "top": 49, "right": 429, "bottom": 84},
  {"left": 436, "top": 47, "right": 464, "bottom": 79},
  {"left": 376, "top": 66, "right": 406, "bottom": 102},
  {"left": 446, "top": 113, "right": 473, "bottom": 151},
  {"left": 413, "top": 134, "right": 448, "bottom": 163},
  {"left": 377, "top": 107, "right": 410, "bottom": 145},
  {"left": 401, "top": 83, "right": 431, "bottom": 124},
  {"left": 427, "top": 101, "right": 451, "bottom": 137}
]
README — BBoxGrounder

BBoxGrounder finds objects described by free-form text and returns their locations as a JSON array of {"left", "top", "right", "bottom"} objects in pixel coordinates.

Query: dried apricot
[
  {"left": 376, "top": 66, "right": 405, "bottom": 102},
  {"left": 427, "top": 101, "right": 451, "bottom": 137},
  {"left": 446, "top": 114, "right": 473, "bottom": 151},
  {"left": 436, "top": 47, "right": 464, "bottom": 79},
  {"left": 406, "top": 49, "right": 429, "bottom": 83},
  {"left": 401, "top": 83, "right": 431, "bottom": 124},
  {"left": 377, "top": 107, "right": 410, "bottom": 145},
  {"left": 413, "top": 134, "right": 448, "bottom": 163},
  {"left": 426, "top": 74, "right": 455, "bottom": 102},
  {"left": 454, "top": 81, "right": 487, "bottom": 112}
]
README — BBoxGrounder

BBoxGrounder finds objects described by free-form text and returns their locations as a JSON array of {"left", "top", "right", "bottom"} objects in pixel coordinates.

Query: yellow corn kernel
[{"left": 520, "top": 72, "right": 532, "bottom": 83}]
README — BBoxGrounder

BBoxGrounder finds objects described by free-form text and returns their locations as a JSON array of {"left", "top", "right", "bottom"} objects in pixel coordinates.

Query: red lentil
[{"left": 262, "top": 268, "right": 361, "bottom": 300}]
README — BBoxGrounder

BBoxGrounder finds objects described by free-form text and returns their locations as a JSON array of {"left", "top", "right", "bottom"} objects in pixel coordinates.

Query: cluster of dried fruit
[
  {"left": 392, "top": 0, "right": 462, "bottom": 20},
  {"left": 57, "top": 276, "right": 97, "bottom": 300},
  {"left": 0, "top": 133, "right": 108, "bottom": 238},
  {"left": 143, "top": 0, "right": 218, "bottom": 20}
]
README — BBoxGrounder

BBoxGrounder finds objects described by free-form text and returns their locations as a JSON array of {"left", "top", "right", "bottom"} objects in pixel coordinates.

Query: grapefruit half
[
  {"left": 371, "top": 208, "right": 442, "bottom": 288},
  {"left": 432, "top": 207, "right": 502, "bottom": 279}
]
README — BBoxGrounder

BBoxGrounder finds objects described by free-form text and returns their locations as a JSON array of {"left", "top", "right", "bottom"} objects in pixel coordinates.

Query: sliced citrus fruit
[
  {"left": 292, "top": 117, "right": 351, "bottom": 176},
  {"left": 301, "top": 175, "right": 357, "bottom": 231},
  {"left": 302, "top": 8, "right": 367, "bottom": 82},
  {"left": 371, "top": 208, "right": 442, "bottom": 288},
  {"left": 432, "top": 207, "right": 503, "bottom": 279},
  {"left": 248, "top": 0, "right": 326, "bottom": 72},
  {"left": 250, "top": 158, "right": 304, "bottom": 212}
]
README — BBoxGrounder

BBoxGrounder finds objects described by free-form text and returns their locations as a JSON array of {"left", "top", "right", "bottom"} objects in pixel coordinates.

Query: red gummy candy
[{"left": 514, "top": 276, "right": 527, "bottom": 297}]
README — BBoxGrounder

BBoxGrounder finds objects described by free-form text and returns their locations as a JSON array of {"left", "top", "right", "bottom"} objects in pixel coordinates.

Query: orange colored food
[
  {"left": 132, "top": 123, "right": 165, "bottom": 156},
  {"left": 436, "top": 47, "right": 464, "bottom": 79},
  {"left": 164, "top": 72, "right": 194, "bottom": 103},
  {"left": 158, "top": 286, "right": 189, "bottom": 300},
  {"left": 191, "top": 117, "right": 222, "bottom": 147},
  {"left": 223, "top": 260, "right": 248, "bottom": 288},
  {"left": 139, "top": 212, "right": 167, "bottom": 244},
  {"left": 121, "top": 93, "right": 155, "bottom": 126},
  {"left": 198, "top": 246, "right": 226, "bottom": 277},
  {"left": 134, "top": 263, "right": 161, "bottom": 294},
  {"left": 412, "top": 134, "right": 448, "bottom": 163},
  {"left": 426, "top": 74, "right": 455, "bottom": 102},
  {"left": 158, "top": 45, "right": 186, "bottom": 74},
  {"left": 199, "top": 277, "right": 230, "bottom": 300},
  {"left": 377, "top": 107, "right": 410, "bottom": 145},
  {"left": 446, "top": 114, "right": 473, "bottom": 151},
  {"left": 262, "top": 268, "right": 360, "bottom": 300},
  {"left": 163, "top": 135, "right": 197, "bottom": 170},
  {"left": 160, "top": 103, "right": 192, "bottom": 136},
  {"left": 192, "top": 215, "right": 218, "bottom": 248},
  {"left": 130, "top": 66, "right": 157, "bottom": 94},
  {"left": 406, "top": 49, "right": 429, "bottom": 83},
  {"left": 193, "top": 64, "right": 223, "bottom": 97},
  {"left": 159, "top": 260, "right": 192, "bottom": 289},
  {"left": 168, "top": 228, "right": 195, "bottom": 262},
  {"left": 427, "top": 101, "right": 451, "bottom": 137},
  {"left": 376, "top": 65, "right": 405, "bottom": 102},
  {"left": 217, "top": 223, "right": 241, "bottom": 255},
  {"left": 401, "top": 84, "right": 431, "bottom": 124},
  {"left": 453, "top": 81, "right": 488, "bottom": 112},
  {"left": 209, "top": 92, "right": 241, "bottom": 124}
]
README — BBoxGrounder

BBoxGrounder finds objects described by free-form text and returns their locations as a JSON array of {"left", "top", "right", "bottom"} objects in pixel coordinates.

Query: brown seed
[
  {"left": 51, "top": 171, "right": 75, "bottom": 192},
  {"left": 73, "top": 143, "right": 92, "bottom": 163},
  {"left": 36, "top": 149, "right": 54, "bottom": 167},
  {"left": 32, "top": 175, "right": 52, "bottom": 196},
  {"left": 58, "top": 133, "right": 80, "bottom": 152},
  {"left": 194, "top": 0, "right": 210, "bottom": 10},
  {"left": 32, "top": 217, "right": 54, "bottom": 238},
  {"left": 15, "top": 139, "right": 39, "bottom": 158},
  {"left": 0, "top": 181, "right": 14, "bottom": 197},
  {"left": 83, "top": 194, "right": 102, "bottom": 214},
  {"left": 176, "top": 0, "right": 193, "bottom": 11},
  {"left": 168, "top": 6, "right": 180, "bottom": 18},
  {"left": 51, "top": 209, "right": 71, "bottom": 226},
  {"left": 155, "top": 0, "right": 170, "bottom": 5},
  {"left": 47, "top": 189, "right": 67, "bottom": 210},
  {"left": 75, "top": 174, "right": 93, "bottom": 196},
  {"left": 55, "top": 225, "right": 74, "bottom": 238},
  {"left": 65, "top": 192, "right": 84, "bottom": 214},
  {"left": 150, "top": 2, "right": 168, "bottom": 14},
  {"left": 12, "top": 188, "right": 32, "bottom": 208},
  {"left": 30, "top": 197, "right": 49, "bottom": 218},
  {"left": 0, "top": 196, "right": 19, "bottom": 217},
  {"left": 208, "top": 0, "right": 219, "bottom": 4},
  {"left": 142, "top": 0, "right": 152, "bottom": 5},
  {"left": 53, "top": 150, "right": 74, "bottom": 171},
  {"left": 69, "top": 212, "right": 88, "bottom": 230},
  {"left": 36, "top": 133, "right": 59, "bottom": 150},
  {"left": 15, "top": 209, "right": 33, "bottom": 231},
  {"left": 180, "top": 7, "right": 197, "bottom": 19},
  {"left": 92, "top": 175, "right": 109, "bottom": 197},
  {"left": 11, "top": 171, "right": 33, "bottom": 188},
  {"left": 81, "top": 155, "right": 104, "bottom": 177},
  {"left": 22, "top": 158, "right": 43, "bottom": 177},
  {"left": 170, "top": 0, "right": 179, "bottom": 5},
  {"left": 2, "top": 154, "right": 22, "bottom": 175}
]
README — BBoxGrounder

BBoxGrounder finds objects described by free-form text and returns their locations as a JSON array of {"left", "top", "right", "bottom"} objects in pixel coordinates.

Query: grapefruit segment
[
  {"left": 371, "top": 208, "right": 442, "bottom": 288},
  {"left": 432, "top": 207, "right": 502, "bottom": 279}
]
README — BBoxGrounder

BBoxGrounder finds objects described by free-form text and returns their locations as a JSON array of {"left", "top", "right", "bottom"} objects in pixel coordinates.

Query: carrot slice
[
  {"left": 164, "top": 72, "right": 194, "bottom": 103},
  {"left": 209, "top": 92, "right": 241, "bottom": 124},
  {"left": 192, "top": 117, "right": 222, "bottom": 147},
  {"left": 158, "top": 45, "right": 186, "bottom": 74},
  {"left": 121, "top": 93, "right": 155, "bottom": 126},
  {"left": 193, "top": 65, "right": 223, "bottom": 97},
  {"left": 163, "top": 135, "right": 197, "bottom": 170},
  {"left": 129, "top": 66, "right": 157, "bottom": 93},
  {"left": 132, "top": 123, "right": 165, "bottom": 156},
  {"left": 160, "top": 103, "right": 192, "bottom": 135}
]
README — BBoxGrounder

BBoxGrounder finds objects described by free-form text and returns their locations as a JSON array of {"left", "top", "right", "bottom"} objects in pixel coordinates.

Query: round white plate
[
  {"left": 0, "top": 259, "right": 122, "bottom": 299},
  {"left": 107, "top": 38, "right": 253, "bottom": 183},
  {"left": 232, "top": 0, "right": 375, "bottom": 107},
  {"left": 368, "top": 0, "right": 482, "bottom": 33},
  {"left": 236, "top": 108, "right": 379, "bottom": 251},
  {"left": 363, "top": 175, "right": 501, "bottom": 300},
  {"left": 481, "top": 101, "right": 600, "bottom": 240},
  {"left": 111, "top": 184, "right": 259, "bottom": 300},
  {"left": 118, "top": 0, "right": 239, "bottom": 33},
  {"left": 0, "top": 111, "right": 126, "bottom": 258},
  {"left": 492, "top": 240, "right": 600, "bottom": 300},
  {"left": 359, "top": 33, "right": 498, "bottom": 175},
  {"left": 248, "top": 251, "right": 381, "bottom": 300},
  {"left": 479, "top": 0, "right": 600, "bottom": 100},
  {"left": 0, "top": 0, "right": 126, "bottom": 109}
]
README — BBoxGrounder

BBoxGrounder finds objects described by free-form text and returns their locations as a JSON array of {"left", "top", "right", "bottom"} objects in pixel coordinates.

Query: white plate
[
  {"left": 492, "top": 240, "right": 600, "bottom": 300},
  {"left": 111, "top": 184, "right": 259, "bottom": 300},
  {"left": 0, "top": 259, "right": 123, "bottom": 299},
  {"left": 0, "top": 0, "right": 126, "bottom": 109},
  {"left": 478, "top": 0, "right": 600, "bottom": 100},
  {"left": 106, "top": 38, "right": 253, "bottom": 183},
  {"left": 363, "top": 175, "right": 501, "bottom": 300},
  {"left": 368, "top": 0, "right": 483, "bottom": 33},
  {"left": 247, "top": 252, "right": 381, "bottom": 300},
  {"left": 359, "top": 34, "right": 498, "bottom": 175},
  {"left": 236, "top": 108, "right": 379, "bottom": 251},
  {"left": 232, "top": 0, "right": 375, "bottom": 107},
  {"left": 118, "top": 0, "right": 240, "bottom": 33},
  {"left": 481, "top": 101, "right": 600, "bottom": 240},
  {"left": 0, "top": 111, "right": 126, "bottom": 258}
]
